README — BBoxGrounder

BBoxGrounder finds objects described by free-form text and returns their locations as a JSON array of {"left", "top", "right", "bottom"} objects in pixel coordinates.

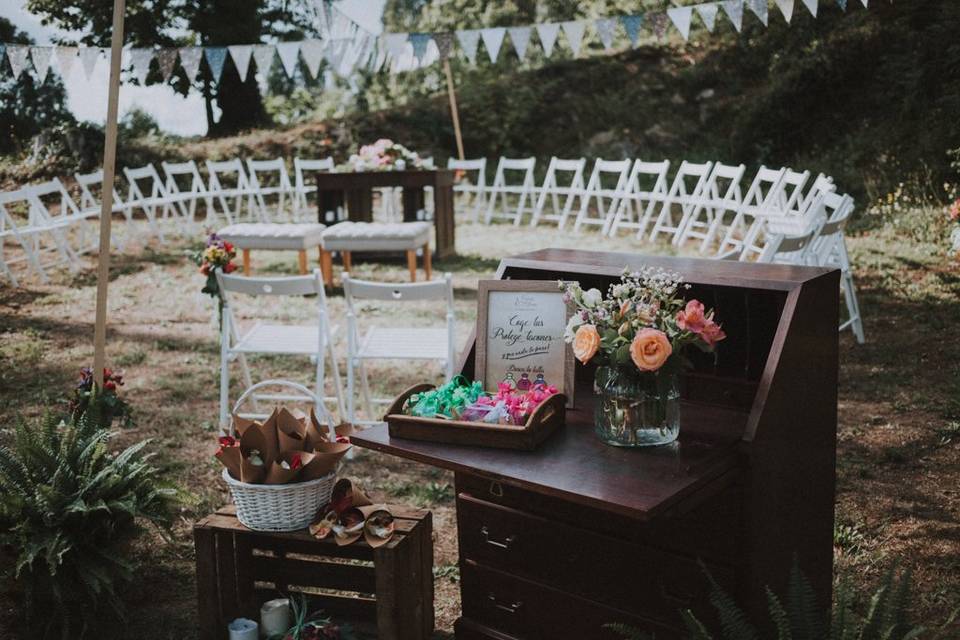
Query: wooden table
[
  {"left": 315, "top": 169, "right": 456, "bottom": 259},
  {"left": 353, "top": 249, "right": 839, "bottom": 639}
]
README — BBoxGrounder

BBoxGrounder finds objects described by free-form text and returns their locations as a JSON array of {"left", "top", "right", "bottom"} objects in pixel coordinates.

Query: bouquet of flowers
[
  {"left": 70, "top": 367, "right": 133, "bottom": 428},
  {"left": 193, "top": 232, "right": 237, "bottom": 301},
  {"left": 344, "top": 138, "right": 424, "bottom": 172}
]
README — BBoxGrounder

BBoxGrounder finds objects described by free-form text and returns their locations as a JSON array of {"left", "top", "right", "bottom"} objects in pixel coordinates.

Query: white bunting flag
[
  {"left": 722, "top": 0, "right": 744, "bottom": 32},
  {"left": 775, "top": 0, "right": 795, "bottom": 23},
  {"left": 276, "top": 42, "right": 301, "bottom": 78},
  {"left": 480, "top": 27, "right": 506, "bottom": 63},
  {"left": 156, "top": 48, "right": 178, "bottom": 81},
  {"left": 179, "top": 47, "right": 202, "bottom": 81},
  {"left": 228, "top": 45, "right": 253, "bottom": 80},
  {"left": 251, "top": 44, "right": 276, "bottom": 77},
  {"left": 55, "top": 46, "right": 78, "bottom": 78},
  {"left": 383, "top": 32, "right": 408, "bottom": 61},
  {"left": 129, "top": 48, "right": 154, "bottom": 84},
  {"left": 860, "top": 0, "right": 868, "bottom": 6},
  {"left": 594, "top": 18, "right": 617, "bottom": 51},
  {"left": 560, "top": 20, "right": 587, "bottom": 58},
  {"left": 697, "top": 3, "right": 720, "bottom": 32},
  {"left": 79, "top": 47, "right": 102, "bottom": 79},
  {"left": 536, "top": 23, "right": 560, "bottom": 58},
  {"left": 747, "top": 0, "right": 769, "bottom": 26},
  {"left": 801, "top": 0, "right": 818, "bottom": 17},
  {"left": 667, "top": 7, "right": 694, "bottom": 41},
  {"left": 30, "top": 47, "right": 53, "bottom": 83},
  {"left": 7, "top": 45, "right": 30, "bottom": 80},
  {"left": 507, "top": 26, "right": 532, "bottom": 60},
  {"left": 300, "top": 39, "right": 325, "bottom": 79},
  {"left": 456, "top": 29, "right": 481, "bottom": 64}
]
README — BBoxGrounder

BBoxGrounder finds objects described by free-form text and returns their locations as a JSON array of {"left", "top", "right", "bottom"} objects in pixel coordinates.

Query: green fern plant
[{"left": 0, "top": 408, "right": 179, "bottom": 638}]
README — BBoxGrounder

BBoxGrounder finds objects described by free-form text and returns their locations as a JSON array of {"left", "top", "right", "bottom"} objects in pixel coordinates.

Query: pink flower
[
  {"left": 700, "top": 321, "right": 727, "bottom": 346},
  {"left": 950, "top": 199, "right": 960, "bottom": 221},
  {"left": 676, "top": 300, "right": 707, "bottom": 333}
]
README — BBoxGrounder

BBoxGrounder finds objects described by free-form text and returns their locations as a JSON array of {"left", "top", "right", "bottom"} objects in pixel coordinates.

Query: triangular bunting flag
[
  {"left": 456, "top": 29, "right": 481, "bottom": 64},
  {"left": 79, "top": 47, "right": 101, "bottom": 79},
  {"left": 129, "top": 48, "right": 154, "bottom": 84},
  {"left": 480, "top": 27, "right": 506, "bottom": 63},
  {"left": 836, "top": 0, "right": 847, "bottom": 10},
  {"left": 697, "top": 4, "right": 720, "bottom": 32},
  {"left": 859, "top": 0, "right": 868, "bottom": 6},
  {"left": 507, "top": 26, "right": 532, "bottom": 60},
  {"left": 55, "top": 46, "right": 78, "bottom": 78},
  {"left": 29, "top": 47, "right": 53, "bottom": 83},
  {"left": 722, "top": 0, "right": 744, "bottom": 32},
  {"left": 667, "top": 7, "right": 694, "bottom": 41},
  {"left": 748, "top": 0, "right": 769, "bottom": 25},
  {"left": 536, "top": 23, "right": 560, "bottom": 57},
  {"left": 801, "top": 0, "right": 818, "bottom": 17},
  {"left": 228, "top": 45, "right": 253, "bottom": 80},
  {"left": 595, "top": 18, "right": 617, "bottom": 51},
  {"left": 383, "top": 33, "right": 408, "bottom": 65},
  {"left": 251, "top": 44, "right": 275, "bottom": 78},
  {"left": 648, "top": 12, "right": 669, "bottom": 39},
  {"left": 409, "top": 33, "right": 431, "bottom": 62},
  {"left": 179, "top": 47, "right": 202, "bottom": 81},
  {"left": 205, "top": 47, "right": 227, "bottom": 84},
  {"left": 775, "top": 0, "right": 795, "bottom": 23},
  {"left": 434, "top": 32, "right": 454, "bottom": 60},
  {"left": 156, "top": 48, "right": 178, "bottom": 81},
  {"left": 300, "top": 39, "right": 325, "bottom": 78},
  {"left": 7, "top": 45, "right": 30, "bottom": 80},
  {"left": 560, "top": 20, "right": 587, "bottom": 58},
  {"left": 620, "top": 15, "right": 643, "bottom": 47},
  {"left": 276, "top": 42, "right": 300, "bottom": 78}
]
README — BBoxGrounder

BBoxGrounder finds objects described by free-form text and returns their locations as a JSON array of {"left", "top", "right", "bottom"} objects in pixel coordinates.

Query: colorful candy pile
[{"left": 405, "top": 376, "right": 559, "bottom": 426}]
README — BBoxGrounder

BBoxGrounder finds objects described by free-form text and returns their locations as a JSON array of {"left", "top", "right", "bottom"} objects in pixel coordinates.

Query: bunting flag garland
[
  {"left": 79, "top": 47, "right": 101, "bottom": 79},
  {"left": 667, "top": 7, "right": 694, "bottom": 41},
  {"left": 480, "top": 27, "right": 506, "bottom": 63},
  {"left": 560, "top": 20, "right": 587, "bottom": 58},
  {"left": 300, "top": 39, "right": 325, "bottom": 78},
  {"left": 649, "top": 12, "right": 669, "bottom": 39},
  {"left": 775, "top": 0, "right": 796, "bottom": 23},
  {"left": 507, "top": 26, "right": 532, "bottom": 60},
  {"left": 536, "top": 23, "right": 560, "bottom": 57},
  {"left": 722, "top": 0, "right": 745, "bottom": 32},
  {"left": 748, "top": 0, "right": 769, "bottom": 26},
  {"left": 620, "top": 15, "right": 643, "bottom": 47},
  {"left": 595, "top": 18, "right": 618, "bottom": 51},
  {"left": 205, "top": 47, "right": 228, "bottom": 84},
  {"left": 7, "top": 45, "right": 29, "bottom": 80},
  {"left": 228, "top": 45, "right": 254, "bottom": 80},
  {"left": 251, "top": 44, "right": 276, "bottom": 78},
  {"left": 30, "top": 46, "right": 53, "bottom": 83},
  {"left": 55, "top": 46, "right": 78, "bottom": 78},
  {"left": 409, "top": 33, "right": 432, "bottom": 62},
  {"left": 129, "top": 48, "right": 154, "bottom": 84},
  {"left": 276, "top": 42, "right": 301, "bottom": 77},
  {"left": 456, "top": 29, "right": 481, "bottom": 64},
  {"left": 434, "top": 32, "right": 455, "bottom": 60},
  {"left": 696, "top": 4, "right": 720, "bottom": 32},
  {"left": 801, "top": 0, "right": 819, "bottom": 17},
  {"left": 837, "top": 0, "right": 847, "bottom": 10},
  {"left": 156, "top": 48, "right": 177, "bottom": 81},
  {"left": 179, "top": 47, "right": 203, "bottom": 81}
]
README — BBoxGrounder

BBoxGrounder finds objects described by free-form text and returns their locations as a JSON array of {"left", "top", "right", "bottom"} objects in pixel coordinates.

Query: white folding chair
[
  {"left": 343, "top": 272, "right": 456, "bottom": 424},
  {"left": 529, "top": 157, "right": 587, "bottom": 230},
  {"left": 607, "top": 159, "right": 671, "bottom": 239},
  {"left": 448, "top": 158, "right": 488, "bottom": 221},
  {"left": 75, "top": 170, "right": 133, "bottom": 250},
  {"left": 716, "top": 166, "right": 787, "bottom": 255},
  {"left": 215, "top": 268, "right": 346, "bottom": 431},
  {"left": 206, "top": 158, "right": 260, "bottom": 223},
  {"left": 808, "top": 192, "right": 864, "bottom": 343},
  {"left": 293, "top": 157, "right": 337, "bottom": 220},
  {"left": 123, "top": 163, "right": 191, "bottom": 240},
  {"left": 162, "top": 160, "right": 216, "bottom": 226},
  {"left": 484, "top": 157, "right": 537, "bottom": 225},
  {"left": 247, "top": 158, "right": 295, "bottom": 222},
  {"left": 0, "top": 189, "right": 79, "bottom": 285},
  {"left": 27, "top": 178, "right": 97, "bottom": 255},
  {"left": 573, "top": 159, "right": 632, "bottom": 234},
  {"left": 739, "top": 169, "right": 814, "bottom": 261},
  {"left": 673, "top": 162, "right": 746, "bottom": 250},
  {"left": 648, "top": 160, "right": 714, "bottom": 244}
]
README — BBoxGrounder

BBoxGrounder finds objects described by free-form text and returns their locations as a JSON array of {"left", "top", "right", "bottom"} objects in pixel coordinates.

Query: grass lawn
[{"left": 0, "top": 210, "right": 958, "bottom": 638}]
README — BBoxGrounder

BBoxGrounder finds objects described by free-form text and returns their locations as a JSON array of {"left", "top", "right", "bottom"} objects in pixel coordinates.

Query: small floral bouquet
[
  {"left": 273, "top": 594, "right": 355, "bottom": 640},
  {"left": 70, "top": 367, "right": 133, "bottom": 428},
  {"left": 193, "top": 232, "right": 238, "bottom": 303},
  {"left": 344, "top": 138, "right": 424, "bottom": 172}
]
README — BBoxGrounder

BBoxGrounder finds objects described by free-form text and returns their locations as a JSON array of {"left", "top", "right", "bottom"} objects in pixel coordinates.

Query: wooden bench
[{"left": 193, "top": 504, "right": 433, "bottom": 640}]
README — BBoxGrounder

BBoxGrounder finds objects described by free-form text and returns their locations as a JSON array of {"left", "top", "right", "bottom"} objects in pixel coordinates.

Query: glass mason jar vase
[{"left": 593, "top": 365, "right": 680, "bottom": 447}]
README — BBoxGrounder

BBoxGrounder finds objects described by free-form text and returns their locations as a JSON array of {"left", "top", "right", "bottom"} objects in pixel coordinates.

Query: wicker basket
[{"left": 223, "top": 468, "right": 336, "bottom": 532}]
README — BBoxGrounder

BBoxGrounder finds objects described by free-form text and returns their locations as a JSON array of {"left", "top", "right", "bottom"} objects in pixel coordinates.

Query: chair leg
[
  {"left": 842, "top": 270, "right": 865, "bottom": 344},
  {"left": 406, "top": 249, "right": 417, "bottom": 282},
  {"left": 242, "top": 249, "right": 251, "bottom": 275},
  {"left": 298, "top": 250, "right": 307, "bottom": 275},
  {"left": 423, "top": 243, "right": 432, "bottom": 280},
  {"left": 342, "top": 251, "right": 352, "bottom": 272},
  {"left": 319, "top": 248, "right": 333, "bottom": 286}
]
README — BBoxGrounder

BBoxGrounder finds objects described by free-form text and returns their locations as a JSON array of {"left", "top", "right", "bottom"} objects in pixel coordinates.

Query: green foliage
[{"left": 0, "top": 410, "right": 179, "bottom": 638}]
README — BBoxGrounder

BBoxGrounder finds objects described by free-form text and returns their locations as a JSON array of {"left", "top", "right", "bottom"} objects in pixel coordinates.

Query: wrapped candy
[
  {"left": 460, "top": 382, "right": 560, "bottom": 426},
  {"left": 407, "top": 376, "right": 484, "bottom": 419}
]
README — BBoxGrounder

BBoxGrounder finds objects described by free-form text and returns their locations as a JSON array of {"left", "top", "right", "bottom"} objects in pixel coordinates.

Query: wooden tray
[{"left": 384, "top": 383, "right": 566, "bottom": 450}]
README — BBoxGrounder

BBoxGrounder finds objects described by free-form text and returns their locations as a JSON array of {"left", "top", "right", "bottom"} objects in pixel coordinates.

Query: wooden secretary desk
[{"left": 352, "top": 249, "right": 839, "bottom": 639}]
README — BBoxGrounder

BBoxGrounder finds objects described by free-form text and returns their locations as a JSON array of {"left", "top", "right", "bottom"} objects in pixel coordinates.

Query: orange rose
[
  {"left": 572, "top": 324, "right": 601, "bottom": 364},
  {"left": 630, "top": 328, "right": 673, "bottom": 372}
]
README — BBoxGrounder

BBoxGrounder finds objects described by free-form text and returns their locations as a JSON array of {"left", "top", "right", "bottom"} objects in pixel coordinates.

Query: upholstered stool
[
  {"left": 321, "top": 221, "right": 432, "bottom": 284},
  {"left": 218, "top": 222, "right": 328, "bottom": 275}
]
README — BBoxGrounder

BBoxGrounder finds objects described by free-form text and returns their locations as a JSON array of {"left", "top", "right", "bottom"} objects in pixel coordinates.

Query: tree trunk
[{"left": 209, "top": 57, "right": 269, "bottom": 136}]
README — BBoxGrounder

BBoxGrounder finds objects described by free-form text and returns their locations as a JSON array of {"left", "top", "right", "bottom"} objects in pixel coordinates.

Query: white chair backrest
[
  {"left": 27, "top": 179, "right": 82, "bottom": 219},
  {"left": 247, "top": 157, "right": 292, "bottom": 190},
  {"left": 162, "top": 160, "right": 206, "bottom": 195},
  {"left": 0, "top": 189, "right": 33, "bottom": 223},
  {"left": 668, "top": 160, "right": 713, "bottom": 202},
  {"left": 586, "top": 158, "right": 632, "bottom": 192},
  {"left": 124, "top": 163, "right": 170, "bottom": 201},
  {"left": 707, "top": 162, "right": 746, "bottom": 207},
  {"left": 343, "top": 273, "right": 455, "bottom": 310},
  {"left": 498, "top": 157, "right": 536, "bottom": 172},
  {"left": 218, "top": 270, "right": 323, "bottom": 298},
  {"left": 549, "top": 157, "right": 587, "bottom": 174},
  {"left": 810, "top": 192, "right": 855, "bottom": 262},
  {"left": 741, "top": 165, "right": 787, "bottom": 213},
  {"left": 755, "top": 226, "right": 818, "bottom": 264},
  {"left": 794, "top": 173, "right": 835, "bottom": 216},
  {"left": 206, "top": 158, "right": 252, "bottom": 192},
  {"left": 771, "top": 168, "right": 811, "bottom": 215},
  {"left": 294, "top": 157, "right": 335, "bottom": 190},
  {"left": 448, "top": 158, "right": 486, "bottom": 172}
]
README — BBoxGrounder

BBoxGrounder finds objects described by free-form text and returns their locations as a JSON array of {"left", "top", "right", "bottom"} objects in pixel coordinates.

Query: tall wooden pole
[
  {"left": 443, "top": 58, "right": 465, "bottom": 161},
  {"left": 92, "top": 0, "right": 126, "bottom": 387}
]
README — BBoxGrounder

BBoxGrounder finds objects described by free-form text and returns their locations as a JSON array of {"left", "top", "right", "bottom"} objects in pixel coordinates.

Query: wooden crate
[{"left": 194, "top": 504, "right": 433, "bottom": 640}]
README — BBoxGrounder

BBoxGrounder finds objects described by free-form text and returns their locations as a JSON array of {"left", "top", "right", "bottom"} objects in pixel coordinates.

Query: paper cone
[
  {"left": 300, "top": 443, "right": 348, "bottom": 481},
  {"left": 259, "top": 409, "right": 281, "bottom": 466},
  {"left": 309, "top": 509, "right": 339, "bottom": 540},
  {"left": 264, "top": 451, "right": 310, "bottom": 485},
  {"left": 239, "top": 425, "right": 268, "bottom": 483},
  {"left": 277, "top": 407, "right": 307, "bottom": 453},
  {"left": 330, "top": 478, "right": 373, "bottom": 514},
  {"left": 307, "top": 407, "right": 334, "bottom": 448},
  {"left": 215, "top": 445, "right": 243, "bottom": 480},
  {"left": 361, "top": 505, "right": 395, "bottom": 548},
  {"left": 334, "top": 508, "right": 365, "bottom": 546},
  {"left": 232, "top": 415, "right": 261, "bottom": 437},
  {"left": 240, "top": 454, "right": 266, "bottom": 484}
]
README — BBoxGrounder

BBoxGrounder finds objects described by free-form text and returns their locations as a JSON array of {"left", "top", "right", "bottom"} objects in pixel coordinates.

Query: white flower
[
  {"left": 581, "top": 288, "right": 603, "bottom": 308},
  {"left": 563, "top": 314, "right": 584, "bottom": 342},
  {"left": 396, "top": 159, "right": 406, "bottom": 171}
]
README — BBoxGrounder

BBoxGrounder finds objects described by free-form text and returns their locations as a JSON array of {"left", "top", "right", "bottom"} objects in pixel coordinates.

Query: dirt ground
[{"left": 1, "top": 211, "right": 958, "bottom": 638}]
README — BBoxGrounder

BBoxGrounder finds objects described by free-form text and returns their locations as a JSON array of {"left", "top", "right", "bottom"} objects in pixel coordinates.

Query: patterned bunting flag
[
  {"left": 433, "top": 32, "right": 454, "bottom": 60},
  {"left": 560, "top": 20, "right": 587, "bottom": 57},
  {"left": 748, "top": 0, "right": 769, "bottom": 26},
  {"left": 667, "top": 7, "right": 694, "bottom": 41},
  {"left": 648, "top": 12, "right": 669, "bottom": 39},
  {"left": 276, "top": 42, "right": 301, "bottom": 77},
  {"left": 156, "top": 48, "right": 178, "bottom": 81},
  {"left": 56, "top": 46, "right": 78, "bottom": 78},
  {"left": 480, "top": 27, "right": 506, "bottom": 63},
  {"left": 300, "top": 39, "right": 325, "bottom": 78},
  {"left": 620, "top": 15, "right": 643, "bottom": 47},
  {"left": 722, "top": 0, "right": 744, "bottom": 32},
  {"left": 129, "top": 48, "right": 154, "bottom": 84},
  {"left": 205, "top": 47, "right": 227, "bottom": 84},
  {"left": 228, "top": 45, "right": 253, "bottom": 80},
  {"left": 251, "top": 44, "right": 276, "bottom": 78},
  {"left": 179, "top": 47, "right": 202, "bottom": 81},
  {"left": 801, "top": 0, "right": 818, "bottom": 16},
  {"left": 7, "top": 45, "right": 30, "bottom": 80},
  {"left": 79, "top": 47, "right": 101, "bottom": 79},
  {"left": 507, "top": 26, "right": 532, "bottom": 60},
  {"left": 535, "top": 23, "right": 560, "bottom": 57},
  {"left": 408, "top": 33, "right": 432, "bottom": 62},
  {"left": 696, "top": 3, "right": 720, "bottom": 32},
  {"left": 456, "top": 29, "right": 481, "bottom": 64},
  {"left": 594, "top": 18, "right": 617, "bottom": 51},
  {"left": 30, "top": 47, "right": 53, "bottom": 83},
  {"left": 775, "top": 0, "right": 795, "bottom": 23}
]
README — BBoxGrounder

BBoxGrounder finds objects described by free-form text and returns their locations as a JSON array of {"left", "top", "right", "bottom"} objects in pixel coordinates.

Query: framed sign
[{"left": 475, "top": 280, "right": 575, "bottom": 407}]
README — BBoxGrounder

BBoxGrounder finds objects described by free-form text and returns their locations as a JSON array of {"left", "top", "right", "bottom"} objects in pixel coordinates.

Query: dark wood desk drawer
[
  {"left": 461, "top": 560, "right": 681, "bottom": 640},
  {"left": 457, "top": 493, "right": 730, "bottom": 625}
]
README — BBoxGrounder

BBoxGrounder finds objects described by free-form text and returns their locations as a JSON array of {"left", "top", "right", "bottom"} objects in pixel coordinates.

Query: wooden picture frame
[{"left": 475, "top": 280, "right": 575, "bottom": 408}]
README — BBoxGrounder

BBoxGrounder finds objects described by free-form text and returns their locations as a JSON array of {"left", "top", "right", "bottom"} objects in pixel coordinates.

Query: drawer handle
[
  {"left": 487, "top": 593, "right": 523, "bottom": 615},
  {"left": 480, "top": 526, "right": 517, "bottom": 550},
  {"left": 489, "top": 481, "right": 504, "bottom": 497}
]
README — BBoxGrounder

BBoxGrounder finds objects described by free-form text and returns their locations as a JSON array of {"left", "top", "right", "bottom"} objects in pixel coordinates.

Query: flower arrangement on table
[
  {"left": 560, "top": 267, "right": 726, "bottom": 447},
  {"left": 343, "top": 138, "right": 425, "bottom": 172},
  {"left": 402, "top": 375, "right": 559, "bottom": 426}
]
